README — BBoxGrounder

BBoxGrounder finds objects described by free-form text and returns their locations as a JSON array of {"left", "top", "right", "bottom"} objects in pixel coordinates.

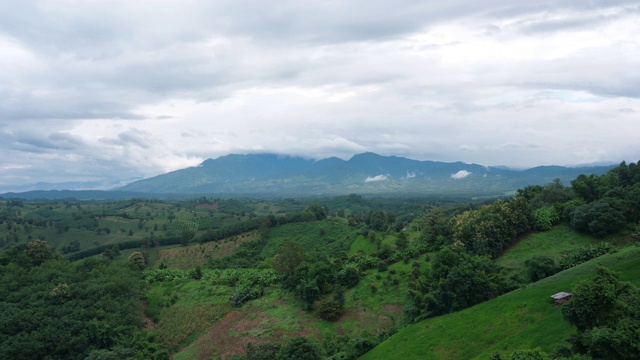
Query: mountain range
[
  {"left": 113, "top": 152, "right": 614, "bottom": 197},
  {"left": 0, "top": 153, "right": 616, "bottom": 199}
]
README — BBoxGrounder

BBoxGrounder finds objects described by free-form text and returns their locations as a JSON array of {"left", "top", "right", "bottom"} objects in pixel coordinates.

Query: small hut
[{"left": 551, "top": 292, "right": 573, "bottom": 306}]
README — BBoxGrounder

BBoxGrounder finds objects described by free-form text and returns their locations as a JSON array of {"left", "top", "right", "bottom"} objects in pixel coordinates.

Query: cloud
[
  {"left": 406, "top": 171, "right": 417, "bottom": 178},
  {"left": 0, "top": 0, "right": 639, "bottom": 188},
  {"left": 365, "top": 174, "right": 389, "bottom": 182},
  {"left": 451, "top": 170, "right": 472, "bottom": 179}
]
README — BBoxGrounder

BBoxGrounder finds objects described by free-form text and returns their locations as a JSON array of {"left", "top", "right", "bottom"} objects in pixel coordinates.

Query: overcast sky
[{"left": 1, "top": 0, "right": 639, "bottom": 190}]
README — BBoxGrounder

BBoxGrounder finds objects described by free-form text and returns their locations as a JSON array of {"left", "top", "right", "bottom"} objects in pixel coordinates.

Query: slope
[{"left": 360, "top": 245, "right": 640, "bottom": 360}]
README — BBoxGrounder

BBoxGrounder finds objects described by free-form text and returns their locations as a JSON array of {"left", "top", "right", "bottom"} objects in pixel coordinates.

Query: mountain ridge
[{"left": 116, "top": 152, "right": 615, "bottom": 197}]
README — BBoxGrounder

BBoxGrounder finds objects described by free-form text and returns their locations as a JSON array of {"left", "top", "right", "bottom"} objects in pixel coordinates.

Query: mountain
[{"left": 117, "top": 153, "right": 615, "bottom": 197}]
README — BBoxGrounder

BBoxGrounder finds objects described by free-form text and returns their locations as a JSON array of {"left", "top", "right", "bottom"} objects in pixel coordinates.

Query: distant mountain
[
  {"left": 116, "top": 153, "right": 615, "bottom": 197},
  {"left": 0, "top": 181, "right": 112, "bottom": 193},
  {"left": 0, "top": 190, "right": 150, "bottom": 201}
]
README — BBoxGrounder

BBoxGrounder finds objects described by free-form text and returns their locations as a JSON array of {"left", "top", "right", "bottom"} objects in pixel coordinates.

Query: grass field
[
  {"left": 361, "top": 245, "right": 640, "bottom": 360},
  {"left": 261, "top": 219, "right": 357, "bottom": 258},
  {"left": 496, "top": 224, "right": 600, "bottom": 275}
]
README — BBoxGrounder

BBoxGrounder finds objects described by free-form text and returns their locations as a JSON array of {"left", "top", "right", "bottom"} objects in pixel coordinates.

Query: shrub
[
  {"left": 524, "top": 256, "right": 558, "bottom": 282},
  {"left": 245, "top": 342, "right": 281, "bottom": 360},
  {"left": 318, "top": 299, "right": 344, "bottom": 322},
  {"left": 128, "top": 251, "right": 146, "bottom": 270},
  {"left": 559, "top": 243, "right": 614, "bottom": 270},
  {"left": 570, "top": 200, "right": 626, "bottom": 237},
  {"left": 532, "top": 206, "right": 559, "bottom": 231},
  {"left": 277, "top": 337, "right": 323, "bottom": 360}
]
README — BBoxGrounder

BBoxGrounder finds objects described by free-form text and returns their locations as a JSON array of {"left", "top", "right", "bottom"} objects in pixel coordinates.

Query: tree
[
  {"left": 532, "top": 206, "right": 559, "bottom": 231},
  {"left": 297, "top": 277, "right": 320, "bottom": 310},
  {"left": 128, "top": 251, "right": 146, "bottom": 270},
  {"left": 524, "top": 256, "right": 558, "bottom": 282},
  {"left": 0, "top": 250, "right": 162, "bottom": 359},
  {"left": 332, "top": 283, "right": 345, "bottom": 306},
  {"left": 191, "top": 266, "right": 203, "bottom": 280},
  {"left": 450, "top": 197, "right": 531, "bottom": 258},
  {"left": 25, "top": 240, "right": 53, "bottom": 265},
  {"left": 421, "top": 207, "right": 448, "bottom": 249},
  {"left": 305, "top": 205, "right": 328, "bottom": 221},
  {"left": 570, "top": 200, "right": 625, "bottom": 237},
  {"left": 277, "top": 337, "right": 323, "bottom": 360},
  {"left": 336, "top": 263, "right": 360, "bottom": 288},
  {"left": 273, "top": 241, "right": 305, "bottom": 280},
  {"left": 318, "top": 299, "right": 344, "bottom": 321},
  {"left": 180, "top": 229, "right": 195, "bottom": 246},
  {"left": 367, "top": 211, "right": 387, "bottom": 232},
  {"left": 562, "top": 265, "right": 640, "bottom": 359},
  {"left": 563, "top": 266, "right": 627, "bottom": 331},
  {"left": 396, "top": 232, "right": 409, "bottom": 251},
  {"left": 102, "top": 245, "right": 120, "bottom": 260},
  {"left": 411, "top": 247, "right": 510, "bottom": 316}
]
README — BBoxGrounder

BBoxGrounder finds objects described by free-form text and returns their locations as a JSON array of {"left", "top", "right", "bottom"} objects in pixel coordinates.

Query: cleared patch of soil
[
  {"left": 185, "top": 304, "right": 322, "bottom": 360},
  {"left": 338, "top": 303, "right": 403, "bottom": 333}
]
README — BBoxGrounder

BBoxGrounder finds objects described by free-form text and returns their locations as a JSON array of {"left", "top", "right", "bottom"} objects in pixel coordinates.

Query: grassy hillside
[
  {"left": 360, "top": 245, "right": 640, "bottom": 360},
  {"left": 496, "top": 224, "right": 601, "bottom": 275}
]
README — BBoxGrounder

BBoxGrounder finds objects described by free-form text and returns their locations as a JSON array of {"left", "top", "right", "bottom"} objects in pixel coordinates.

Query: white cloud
[
  {"left": 0, "top": 1, "right": 639, "bottom": 188},
  {"left": 451, "top": 170, "right": 472, "bottom": 179},
  {"left": 365, "top": 174, "right": 389, "bottom": 182}
]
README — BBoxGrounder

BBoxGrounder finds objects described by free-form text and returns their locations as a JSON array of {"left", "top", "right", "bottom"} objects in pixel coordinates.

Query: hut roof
[{"left": 551, "top": 292, "right": 572, "bottom": 300}]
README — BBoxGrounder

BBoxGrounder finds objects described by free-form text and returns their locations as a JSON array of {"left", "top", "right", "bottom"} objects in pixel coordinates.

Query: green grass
[
  {"left": 361, "top": 246, "right": 640, "bottom": 360},
  {"left": 497, "top": 224, "right": 600, "bottom": 274},
  {"left": 262, "top": 219, "right": 356, "bottom": 258},
  {"left": 349, "top": 235, "right": 376, "bottom": 255}
]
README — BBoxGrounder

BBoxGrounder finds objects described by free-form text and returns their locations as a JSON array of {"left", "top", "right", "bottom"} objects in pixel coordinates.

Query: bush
[
  {"left": 524, "top": 256, "right": 558, "bottom": 282},
  {"left": 318, "top": 299, "right": 344, "bottom": 322},
  {"left": 559, "top": 243, "right": 614, "bottom": 270},
  {"left": 532, "top": 206, "right": 559, "bottom": 231},
  {"left": 336, "top": 264, "right": 360, "bottom": 288},
  {"left": 277, "top": 337, "right": 323, "bottom": 360},
  {"left": 570, "top": 200, "right": 626, "bottom": 237},
  {"left": 245, "top": 342, "right": 281, "bottom": 360},
  {"left": 128, "top": 251, "right": 146, "bottom": 270}
]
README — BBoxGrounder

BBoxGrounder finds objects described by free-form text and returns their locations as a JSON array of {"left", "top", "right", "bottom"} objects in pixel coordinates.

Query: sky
[{"left": 1, "top": 0, "right": 639, "bottom": 191}]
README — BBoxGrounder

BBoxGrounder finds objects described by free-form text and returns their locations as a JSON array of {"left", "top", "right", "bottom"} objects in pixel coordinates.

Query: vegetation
[
  {"left": 1, "top": 160, "right": 639, "bottom": 359},
  {"left": 361, "top": 246, "right": 640, "bottom": 360},
  {"left": 0, "top": 243, "right": 167, "bottom": 359}
]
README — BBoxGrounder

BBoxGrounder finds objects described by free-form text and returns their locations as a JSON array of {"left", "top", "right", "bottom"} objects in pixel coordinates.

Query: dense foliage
[
  {"left": 406, "top": 247, "right": 514, "bottom": 320},
  {"left": 2, "top": 161, "right": 640, "bottom": 359},
  {"left": 562, "top": 266, "right": 640, "bottom": 359},
  {"left": 567, "top": 161, "right": 640, "bottom": 237},
  {"left": 0, "top": 242, "right": 166, "bottom": 359}
]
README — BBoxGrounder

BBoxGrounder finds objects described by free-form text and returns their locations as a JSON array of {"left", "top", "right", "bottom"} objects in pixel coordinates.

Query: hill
[
  {"left": 117, "top": 153, "right": 613, "bottom": 197},
  {"left": 360, "top": 245, "right": 640, "bottom": 360}
]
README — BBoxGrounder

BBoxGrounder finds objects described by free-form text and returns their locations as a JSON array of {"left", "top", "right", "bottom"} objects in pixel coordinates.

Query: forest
[{"left": 1, "top": 161, "right": 639, "bottom": 359}]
